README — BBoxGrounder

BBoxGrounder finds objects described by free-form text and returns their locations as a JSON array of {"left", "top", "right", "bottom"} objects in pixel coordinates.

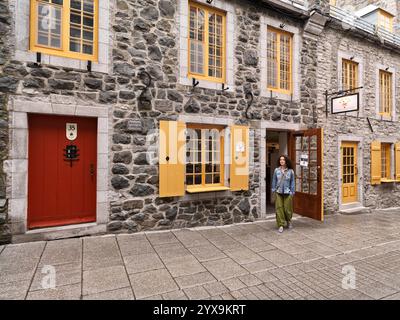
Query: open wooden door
[{"left": 289, "top": 128, "right": 324, "bottom": 221}]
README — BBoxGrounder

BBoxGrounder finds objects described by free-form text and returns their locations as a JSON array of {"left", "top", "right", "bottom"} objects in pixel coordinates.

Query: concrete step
[{"left": 339, "top": 206, "right": 372, "bottom": 215}]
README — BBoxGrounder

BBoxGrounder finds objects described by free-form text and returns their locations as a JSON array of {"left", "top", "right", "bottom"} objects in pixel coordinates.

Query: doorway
[
  {"left": 341, "top": 141, "right": 358, "bottom": 204},
  {"left": 265, "top": 131, "right": 288, "bottom": 214},
  {"left": 28, "top": 114, "right": 98, "bottom": 229}
]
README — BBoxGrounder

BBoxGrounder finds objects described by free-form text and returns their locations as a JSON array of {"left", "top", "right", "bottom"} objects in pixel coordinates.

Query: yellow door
[{"left": 341, "top": 142, "right": 358, "bottom": 203}]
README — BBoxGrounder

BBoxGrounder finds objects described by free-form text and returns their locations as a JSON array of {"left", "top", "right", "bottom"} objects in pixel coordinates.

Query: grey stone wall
[
  {"left": 0, "top": 0, "right": 12, "bottom": 244},
  {"left": 317, "top": 22, "right": 400, "bottom": 214}
]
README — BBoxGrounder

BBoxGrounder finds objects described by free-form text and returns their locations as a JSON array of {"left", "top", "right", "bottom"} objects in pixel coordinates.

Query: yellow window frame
[
  {"left": 30, "top": 0, "right": 99, "bottom": 61},
  {"left": 379, "top": 70, "right": 392, "bottom": 117},
  {"left": 185, "top": 124, "right": 226, "bottom": 192},
  {"left": 378, "top": 9, "right": 394, "bottom": 33},
  {"left": 187, "top": 1, "right": 226, "bottom": 84},
  {"left": 381, "top": 143, "right": 391, "bottom": 180},
  {"left": 342, "top": 59, "right": 358, "bottom": 92},
  {"left": 267, "top": 27, "right": 293, "bottom": 95}
]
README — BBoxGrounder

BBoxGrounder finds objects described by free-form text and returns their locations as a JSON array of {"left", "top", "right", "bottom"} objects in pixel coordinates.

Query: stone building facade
[
  {"left": 320, "top": 0, "right": 400, "bottom": 214},
  {"left": 0, "top": 0, "right": 399, "bottom": 243}
]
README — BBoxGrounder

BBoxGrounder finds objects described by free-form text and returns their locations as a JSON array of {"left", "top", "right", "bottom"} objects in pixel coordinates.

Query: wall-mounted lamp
[
  {"left": 386, "top": 67, "right": 390, "bottom": 71},
  {"left": 206, "top": 0, "right": 213, "bottom": 4},
  {"left": 350, "top": 56, "right": 354, "bottom": 60},
  {"left": 280, "top": 23, "right": 286, "bottom": 29}
]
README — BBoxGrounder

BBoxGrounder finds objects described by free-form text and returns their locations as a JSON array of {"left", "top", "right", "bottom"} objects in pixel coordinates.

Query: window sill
[
  {"left": 186, "top": 186, "right": 231, "bottom": 194},
  {"left": 381, "top": 179, "right": 397, "bottom": 183}
]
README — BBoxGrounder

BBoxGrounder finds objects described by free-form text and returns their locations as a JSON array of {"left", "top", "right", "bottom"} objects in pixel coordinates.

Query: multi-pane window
[
  {"left": 267, "top": 27, "right": 293, "bottom": 94},
  {"left": 342, "top": 59, "right": 358, "bottom": 92},
  {"left": 381, "top": 143, "right": 391, "bottom": 179},
  {"left": 189, "top": 2, "right": 225, "bottom": 82},
  {"left": 30, "top": 0, "right": 98, "bottom": 61},
  {"left": 185, "top": 125, "right": 224, "bottom": 188},
  {"left": 379, "top": 70, "right": 392, "bottom": 116},
  {"left": 378, "top": 11, "right": 394, "bottom": 32},
  {"left": 342, "top": 145, "right": 355, "bottom": 184}
]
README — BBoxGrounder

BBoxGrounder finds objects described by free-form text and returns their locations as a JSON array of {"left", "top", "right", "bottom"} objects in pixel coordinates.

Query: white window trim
[
  {"left": 337, "top": 51, "right": 364, "bottom": 117},
  {"left": 375, "top": 64, "right": 396, "bottom": 121},
  {"left": 177, "top": 0, "right": 235, "bottom": 92},
  {"left": 260, "top": 15, "right": 301, "bottom": 101},
  {"left": 12, "top": 0, "right": 112, "bottom": 73}
]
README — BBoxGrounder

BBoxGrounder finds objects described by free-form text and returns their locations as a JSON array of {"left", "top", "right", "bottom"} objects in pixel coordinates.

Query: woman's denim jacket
[{"left": 272, "top": 168, "right": 295, "bottom": 196}]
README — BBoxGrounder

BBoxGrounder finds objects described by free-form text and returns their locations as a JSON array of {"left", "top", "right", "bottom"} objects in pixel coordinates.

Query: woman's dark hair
[{"left": 277, "top": 155, "right": 293, "bottom": 170}]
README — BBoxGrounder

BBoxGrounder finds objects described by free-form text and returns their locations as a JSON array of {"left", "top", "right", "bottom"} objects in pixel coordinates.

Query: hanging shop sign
[{"left": 331, "top": 93, "right": 359, "bottom": 114}]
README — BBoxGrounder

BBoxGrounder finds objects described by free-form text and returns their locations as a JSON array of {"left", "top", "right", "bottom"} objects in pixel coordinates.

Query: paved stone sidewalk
[{"left": 1, "top": 210, "right": 400, "bottom": 300}]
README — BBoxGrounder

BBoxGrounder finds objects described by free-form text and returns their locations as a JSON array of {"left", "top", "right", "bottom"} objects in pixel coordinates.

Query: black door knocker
[{"left": 64, "top": 144, "right": 80, "bottom": 167}]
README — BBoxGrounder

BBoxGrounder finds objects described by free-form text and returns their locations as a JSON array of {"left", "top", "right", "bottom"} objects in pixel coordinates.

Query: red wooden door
[
  {"left": 28, "top": 114, "right": 97, "bottom": 229},
  {"left": 289, "top": 128, "right": 324, "bottom": 221}
]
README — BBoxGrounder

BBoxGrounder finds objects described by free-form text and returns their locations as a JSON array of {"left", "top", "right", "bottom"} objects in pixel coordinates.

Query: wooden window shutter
[
  {"left": 395, "top": 142, "right": 400, "bottom": 181},
  {"left": 371, "top": 141, "right": 382, "bottom": 185},
  {"left": 230, "top": 125, "right": 250, "bottom": 191},
  {"left": 159, "top": 121, "right": 186, "bottom": 197}
]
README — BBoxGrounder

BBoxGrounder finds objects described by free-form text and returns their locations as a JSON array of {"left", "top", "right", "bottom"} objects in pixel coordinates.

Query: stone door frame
[
  {"left": 4, "top": 96, "right": 110, "bottom": 240},
  {"left": 253, "top": 121, "right": 304, "bottom": 219}
]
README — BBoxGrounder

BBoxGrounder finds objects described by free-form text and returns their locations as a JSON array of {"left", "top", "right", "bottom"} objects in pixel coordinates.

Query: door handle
[{"left": 90, "top": 164, "right": 95, "bottom": 177}]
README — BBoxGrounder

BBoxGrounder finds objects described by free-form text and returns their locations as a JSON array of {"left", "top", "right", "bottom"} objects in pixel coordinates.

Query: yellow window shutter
[
  {"left": 159, "top": 121, "right": 186, "bottom": 197},
  {"left": 230, "top": 125, "right": 250, "bottom": 191},
  {"left": 396, "top": 142, "right": 400, "bottom": 181},
  {"left": 371, "top": 141, "right": 381, "bottom": 185}
]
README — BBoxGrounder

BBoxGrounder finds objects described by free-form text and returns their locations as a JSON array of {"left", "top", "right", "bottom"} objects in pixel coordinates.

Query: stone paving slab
[
  {"left": 82, "top": 265, "right": 130, "bottom": 296},
  {"left": 83, "top": 236, "right": 123, "bottom": 271},
  {"left": 123, "top": 253, "right": 164, "bottom": 275},
  {"left": 259, "top": 249, "right": 300, "bottom": 267},
  {"left": 164, "top": 255, "right": 207, "bottom": 278},
  {"left": 82, "top": 287, "right": 134, "bottom": 300},
  {"left": 162, "top": 290, "right": 188, "bottom": 300},
  {"left": 129, "top": 269, "right": 178, "bottom": 299},
  {"left": 202, "top": 258, "right": 249, "bottom": 281},
  {"left": 30, "top": 262, "right": 81, "bottom": 291},
  {"left": 223, "top": 246, "right": 264, "bottom": 265},
  {"left": 175, "top": 271, "right": 216, "bottom": 289},
  {"left": 187, "top": 245, "right": 227, "bottom": 262},
  {"left": 183, "top": 285, "right": 210, "bottom": 300},
  {"left": 27, "top": 284, "right": 81, "bottom": 300},
  {"left": 0, "top": 280, "right": 31, "bottom": 300}
]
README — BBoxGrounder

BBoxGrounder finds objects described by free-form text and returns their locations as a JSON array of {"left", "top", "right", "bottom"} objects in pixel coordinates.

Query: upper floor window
[
  {"left": 379, "top": 70, "right": 393, "bottom": 116},
  {"left": 267, "top": 27, "right": 293, "bottom": 95},
  {"left": 342, "top": 59, "right": 358, "bottom": 92},
  {"left": 188, "top": 2, "right": 226, "bottom": 83},
  {"left": 378, "top": 10, "right": 394, "bottom": 32},
  {"left": 30, "top": 0, "right": 98, "bottom": 61}
]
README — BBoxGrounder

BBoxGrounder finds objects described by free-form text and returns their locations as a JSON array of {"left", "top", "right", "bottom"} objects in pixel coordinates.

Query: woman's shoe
[
  {"left": 287, "top": 222, "right": 293, "bottom": 230},
  {"left": 278, "top": 226, "right": 284, "bottom": 233}
]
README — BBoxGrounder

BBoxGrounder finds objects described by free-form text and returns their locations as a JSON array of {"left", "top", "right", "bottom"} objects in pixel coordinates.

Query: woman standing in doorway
[{"left": 271, "top": 155, "right": 295, "bottom": 233}]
